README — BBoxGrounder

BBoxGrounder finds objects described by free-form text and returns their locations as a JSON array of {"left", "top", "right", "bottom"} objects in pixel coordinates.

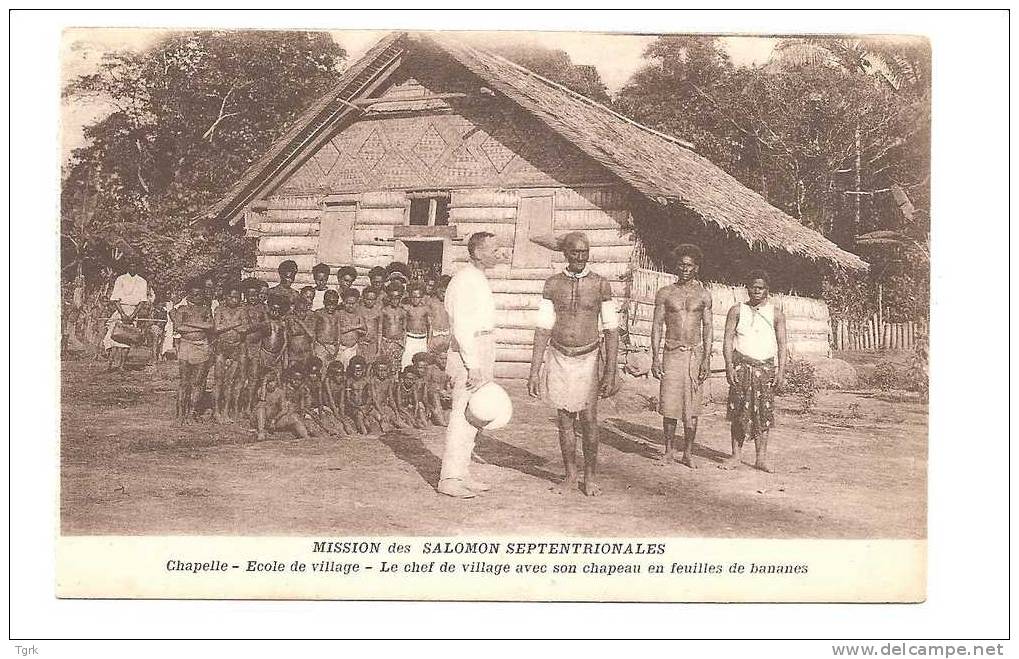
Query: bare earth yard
[{"left": 61, "top": 358, "right": 926, "bottom": 538}]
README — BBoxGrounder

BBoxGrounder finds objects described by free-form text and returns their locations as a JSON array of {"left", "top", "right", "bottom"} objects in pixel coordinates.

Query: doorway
[{"left": 405, "top": 240, "right": 444, "bottom": 280}]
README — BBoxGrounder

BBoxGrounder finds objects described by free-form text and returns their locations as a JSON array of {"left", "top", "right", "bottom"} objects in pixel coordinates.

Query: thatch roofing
[{"left": 208, "top": 31, "right": 867, "bottom": 272}]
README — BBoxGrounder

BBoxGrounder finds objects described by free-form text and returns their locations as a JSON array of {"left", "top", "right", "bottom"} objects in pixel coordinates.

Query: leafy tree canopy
[{"left": 62, "top": 30, "right": 347, "bottom": 295}]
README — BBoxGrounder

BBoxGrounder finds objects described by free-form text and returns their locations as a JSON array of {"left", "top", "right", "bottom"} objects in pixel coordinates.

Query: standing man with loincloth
[
  {"left": 721, "top": 270, "right": 786, "bottom": 473},
  {"left": 437, "top": 231, "right": 500, "bottom": 499},
  {"left": 527, "top": 232, "right": 619, "bottom": 496},
  {"left": 650, "top": 244, "right": 713, "bottom": 469},
  {"left": 170, "top": 279, "right": 215, "bottom": 425}
]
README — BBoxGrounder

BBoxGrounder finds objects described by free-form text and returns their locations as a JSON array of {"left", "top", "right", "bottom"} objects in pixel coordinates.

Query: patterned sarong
[{"left": 726, "top": 351, "right": 776, "bottom": 434}]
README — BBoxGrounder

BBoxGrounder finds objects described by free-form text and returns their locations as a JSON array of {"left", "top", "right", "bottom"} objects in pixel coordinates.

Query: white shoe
[{"left": 437, "top": 479, "right": 477, "bottom": 499}]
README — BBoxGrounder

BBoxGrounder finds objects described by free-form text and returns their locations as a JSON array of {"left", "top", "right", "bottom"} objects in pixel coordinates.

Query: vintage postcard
[{"left": 58, "top": 27, "right": 929, "bottom": 602}]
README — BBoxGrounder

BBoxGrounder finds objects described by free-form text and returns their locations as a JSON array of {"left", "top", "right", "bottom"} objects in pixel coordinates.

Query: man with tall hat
[
  {"left": 437, "top": 231, "right": 502, "bottom": 499},
  {"left": 528, "top": 232, "right": 619, "bottom": 496}
]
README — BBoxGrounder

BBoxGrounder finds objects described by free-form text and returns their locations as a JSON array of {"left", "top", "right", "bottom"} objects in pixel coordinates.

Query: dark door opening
[{"left": 405, "top": 240, "right": 444, "bottom": 280}]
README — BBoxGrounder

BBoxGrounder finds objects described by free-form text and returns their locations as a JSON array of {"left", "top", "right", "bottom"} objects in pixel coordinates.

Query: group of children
[{"left": 169, "top": 259, "right": 453, "bottom": 442}]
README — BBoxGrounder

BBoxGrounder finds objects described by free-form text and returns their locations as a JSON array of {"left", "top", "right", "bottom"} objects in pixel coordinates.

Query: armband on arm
[
  {"left": 535, "top": 298, "right": 557, "bottom": 330},
  {"left": 599, "top": 300, "right": 619, "bottom": 331}
]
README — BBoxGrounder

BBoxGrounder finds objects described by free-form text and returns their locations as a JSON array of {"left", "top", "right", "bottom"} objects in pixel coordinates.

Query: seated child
[
  {"left": 396, "top": 364, "right": 428, "bottom": 430},
  {"left": 298, "top": 357, "right": 332, "bottom": 438},
  {"left": 412, "top": 352, "right": 450, "bottom": 427},
  {"left": 370, "top": 359, "right": 403, "bottom": 431},
  {"left": 322, "top": 361, "right": 357, "bottom": 436},
  {"left": 345, "top": 356, "right": 383, "bottom": 435},
  {"left": 255, "top": 368, "right": 310, "bottom": 442}
]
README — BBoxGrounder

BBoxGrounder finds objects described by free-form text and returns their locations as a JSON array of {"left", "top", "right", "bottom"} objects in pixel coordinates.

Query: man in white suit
[{"left": 438, "top": 231, "right": 501, "bottom": 499}]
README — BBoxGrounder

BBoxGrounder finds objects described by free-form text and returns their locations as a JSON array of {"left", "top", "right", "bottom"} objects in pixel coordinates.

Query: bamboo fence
[{"left": 831, "top": 317, "right": 926, "bottom": 351}]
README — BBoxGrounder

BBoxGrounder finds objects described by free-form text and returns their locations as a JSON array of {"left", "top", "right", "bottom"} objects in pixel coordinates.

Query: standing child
[
  {"left": 212, "top": 286, "right": 248, "bottom": 423},
  {"left": 249, "top": 296, "right": 288, "bottom": 415},
  {"left": 240, "top": 278, "right": 269, "bottom": 416},
  {"left": 285, "top": 295, "right": 316, "bottom": 369},
  {"left": 357, "top": 286, "right": 383, "bottom": 362},
  {"left": 379, "top": 282, "right": 407, "bottom": 372},
  {"left": 402, "top": 282, "right": 430, "bottom": 369},
  {"left": 313, "top": 289, "right": 342, "bottom": 367},
  {"left": 335, "top": 288, "right": 367, "bottom": 369},
  {"left": 426, "top": 275, "right": 451, "bottom": 368}
]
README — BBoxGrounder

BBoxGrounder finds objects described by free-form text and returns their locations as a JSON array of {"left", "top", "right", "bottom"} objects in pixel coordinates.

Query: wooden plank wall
[{"left": 255, "top": 192, "right": 405, "bottom": 288}]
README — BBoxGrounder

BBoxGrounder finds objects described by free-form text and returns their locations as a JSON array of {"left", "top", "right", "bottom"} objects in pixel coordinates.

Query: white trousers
[{"left": 439, "top": 336, "right": 495, "bottom": 484}]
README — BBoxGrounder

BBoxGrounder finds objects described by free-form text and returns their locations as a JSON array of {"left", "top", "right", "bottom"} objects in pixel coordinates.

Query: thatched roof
[{"left": 208, "top": 31, "right": 867, "bottom": 272}]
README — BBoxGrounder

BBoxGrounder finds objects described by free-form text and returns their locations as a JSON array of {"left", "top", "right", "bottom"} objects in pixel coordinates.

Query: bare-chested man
[
  {"left": 650, "top": 244, "right": 713, "bottom": 468},
  {"left": 402, "top": 283, "right": 430, "bottom": 369},
  {"left": 528, "top": 232, "right": 619, "bottom": 496},
  {"left": 170, "top": 279, "right": 215, "bottom": 425},
  {"left": 379, "top": 282, "right": 407, "bottom": 371}
]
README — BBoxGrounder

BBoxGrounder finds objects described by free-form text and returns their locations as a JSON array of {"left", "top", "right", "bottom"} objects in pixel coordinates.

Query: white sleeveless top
[{"left": 734, "top": 302, "right": 778, "bottom": 360}]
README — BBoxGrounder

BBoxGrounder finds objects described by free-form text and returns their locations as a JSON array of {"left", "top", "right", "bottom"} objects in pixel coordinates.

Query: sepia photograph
[{"left": 58, "top": 26, "right": 930, "bottom": 568}]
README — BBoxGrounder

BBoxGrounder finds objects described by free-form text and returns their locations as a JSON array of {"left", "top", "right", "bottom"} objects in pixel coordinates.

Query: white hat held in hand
[{"left": 465, "top": 382, "right": 513, "bottom": 430}]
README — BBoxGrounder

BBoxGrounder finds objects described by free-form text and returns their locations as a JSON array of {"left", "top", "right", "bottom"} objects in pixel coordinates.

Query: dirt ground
[{"left": 60, "top": 354, "right": 927, "bottom": 538}]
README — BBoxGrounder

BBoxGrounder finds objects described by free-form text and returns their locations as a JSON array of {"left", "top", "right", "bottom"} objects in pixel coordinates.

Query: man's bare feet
[
  {"left": 654, "top": 451, "right": 674, "bottom": 467},
  {"left": 718, "top": 456, "right": 742, "bottom": 470},
  {"left": 754, "top": 461, "right": 774, "bottom": 473},
  {"left": 551, "top": 476, "right": 579, "bottom": 495},
  {"left": 679, "top": 454, "right": 698, "bottom": 469},
  {"left": 581, "top": 481, "right": 602, "bottom": 497}
]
